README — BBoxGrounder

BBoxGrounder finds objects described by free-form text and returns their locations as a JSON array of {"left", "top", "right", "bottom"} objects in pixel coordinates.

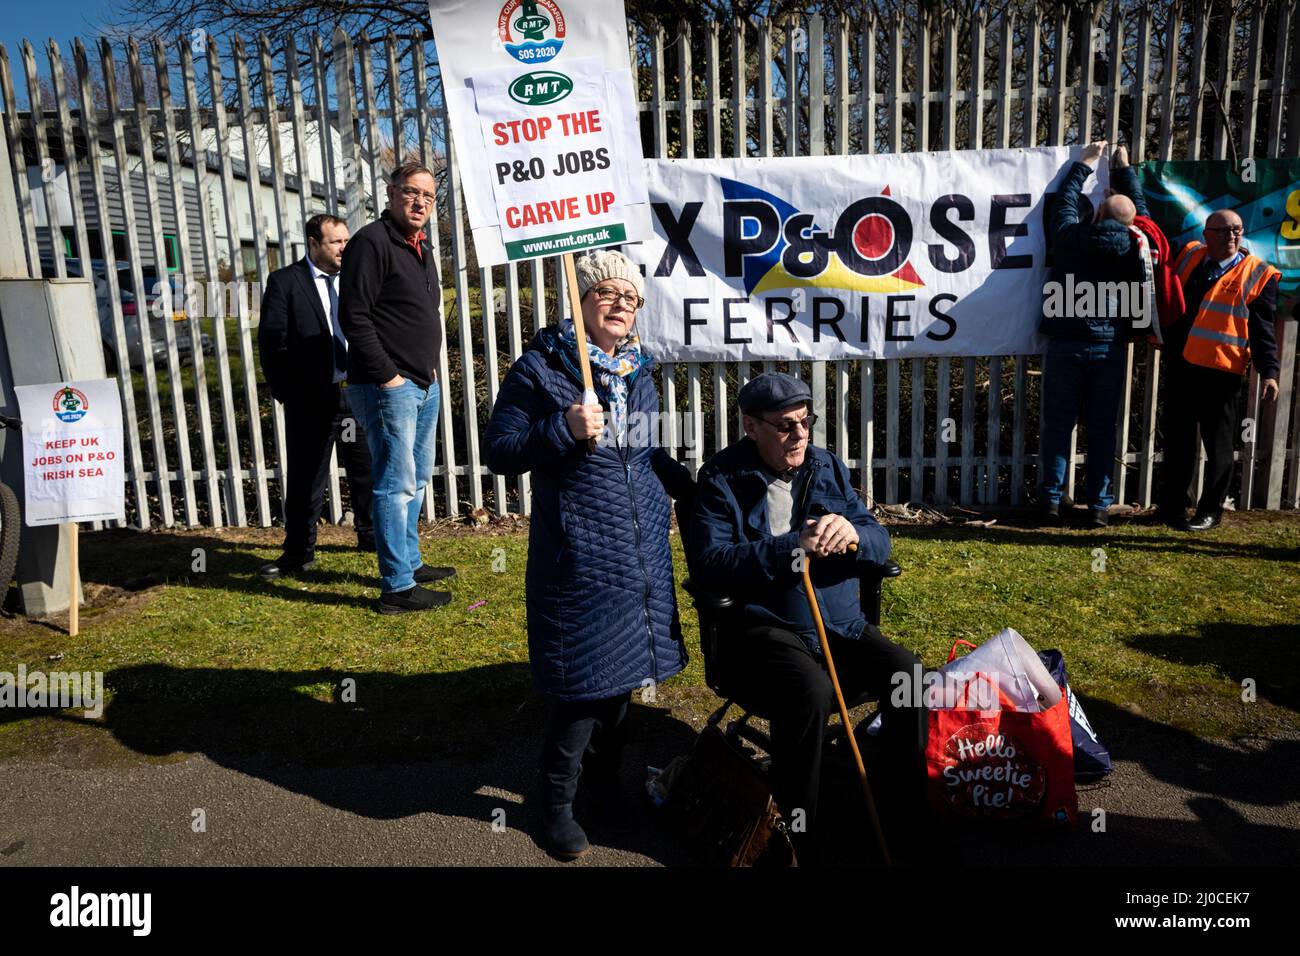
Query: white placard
[
  {"left": 429, "top": 0, "right": 650, "bottom": 264},
  {"left": 624, "top": 147, "right": 1111, "bottom": 361},
  {"left": 14, "top": 379, "right": 126, "bottom": 526}
]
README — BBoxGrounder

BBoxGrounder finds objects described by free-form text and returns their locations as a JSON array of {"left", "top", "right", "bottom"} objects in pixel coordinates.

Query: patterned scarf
[
  {"left": 1126, "top": 224, "right": 1159, "bottom": 343},
  {"left": 559, "top": 321, "right": 646, "bottom": 440}
]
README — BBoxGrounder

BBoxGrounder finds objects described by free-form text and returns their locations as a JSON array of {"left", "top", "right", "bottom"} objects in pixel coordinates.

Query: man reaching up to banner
[
  {"left": 1037, "top": 142, "right": 1172, "bottom": 528},
  {"left": 1157, "top": 209, "right": 1281, "bottom": 531},
  {"left": 341, "top": 163, "right": 457, "bottom": 613}
]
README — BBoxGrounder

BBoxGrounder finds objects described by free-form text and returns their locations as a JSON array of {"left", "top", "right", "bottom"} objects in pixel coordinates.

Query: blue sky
[{"left": 2, "top": 1, "right": 116, "bottom": 74}]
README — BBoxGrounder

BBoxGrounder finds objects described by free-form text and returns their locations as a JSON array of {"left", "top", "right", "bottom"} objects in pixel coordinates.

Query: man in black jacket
[
  {"left": 1037, "top": 142, "right": 1157, "bottom": 528},
  {"left": 340, "top": 162, "right": 455, "bottom": 613},
  {"left": 257, "top": 214, "right": 374, "bottom": 579}
]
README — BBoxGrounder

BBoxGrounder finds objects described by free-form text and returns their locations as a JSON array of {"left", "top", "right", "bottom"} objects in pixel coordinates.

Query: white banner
[
  {"left": 429, "top": 0, "right": 650, "bottom": 264},
  {"left": 625, "top": 147, "right": 1109, "bottom": 361},
  {"left": 14, "top": 380, "right": 125, "bottom": 526}
]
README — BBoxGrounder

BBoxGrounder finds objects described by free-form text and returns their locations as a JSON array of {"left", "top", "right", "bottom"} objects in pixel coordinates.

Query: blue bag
[{"left": 1038, "top": 650, "right": 1113, "bottom": 780}]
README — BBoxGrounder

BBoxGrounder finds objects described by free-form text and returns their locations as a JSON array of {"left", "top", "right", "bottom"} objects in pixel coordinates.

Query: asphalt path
[{"left": 2, "top": 709, "right": 1296, "bottom": 867}]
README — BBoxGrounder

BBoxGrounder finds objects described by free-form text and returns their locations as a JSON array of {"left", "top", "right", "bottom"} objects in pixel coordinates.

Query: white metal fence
[{"left": 2, "top": 4, "right": 1299, "bottom": 529}]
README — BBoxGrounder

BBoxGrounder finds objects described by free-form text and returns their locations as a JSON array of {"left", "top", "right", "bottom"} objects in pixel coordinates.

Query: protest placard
[
  {"left": 428, "top": 0, "right": 649, "bottom": 265},
  {"left": 15, "top": 379, "right": 125, "bottom": 527},
  {"left": 14, "top": 379, "right": 125, "bottom": 635}
]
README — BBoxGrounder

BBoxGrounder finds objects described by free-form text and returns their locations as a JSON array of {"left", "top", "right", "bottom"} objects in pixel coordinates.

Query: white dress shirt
[{"left": 306, "top": 256, "right": 341, "bottom": 343}]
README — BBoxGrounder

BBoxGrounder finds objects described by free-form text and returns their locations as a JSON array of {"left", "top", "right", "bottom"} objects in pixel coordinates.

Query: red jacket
[{"left": 1131, "top": 213, "right": 1185, "bottom": 339}]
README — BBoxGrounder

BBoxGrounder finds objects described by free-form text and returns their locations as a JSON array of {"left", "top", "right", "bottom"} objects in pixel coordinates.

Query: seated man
[{"left": 689, "top": 371, "right": 926, "bottom": 863}]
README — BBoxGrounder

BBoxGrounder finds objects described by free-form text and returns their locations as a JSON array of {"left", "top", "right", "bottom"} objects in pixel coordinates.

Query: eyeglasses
[
  {"left": 590, "top": 287, "right": 644, "bottom": 309},
  {"left": 396, "top": 185, "right": 436, "bottom": 205},
  {"left": 1205, "top": 226, "right": 1244, "bottom": 236},
  {"left": 758, "top": 413, "right": 818, "bottom": 435}
]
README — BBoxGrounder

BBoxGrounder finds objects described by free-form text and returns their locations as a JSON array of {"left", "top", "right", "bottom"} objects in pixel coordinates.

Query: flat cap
[{"left": 738, "top": 371, "right": 812, "bottom": 416}]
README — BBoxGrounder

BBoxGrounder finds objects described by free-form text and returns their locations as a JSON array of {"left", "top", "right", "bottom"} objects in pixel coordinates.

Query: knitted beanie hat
[{"left": 574, "top": 249, "right": 644, "bottom": 300}]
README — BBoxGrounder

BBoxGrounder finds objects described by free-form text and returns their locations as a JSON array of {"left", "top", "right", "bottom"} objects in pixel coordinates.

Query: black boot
[
  {"left": 539, "top": 702, "right": 596, "bottom": 860},
  {"left": 541, "top": 797, "right": 589, "bottom": 860},
  {"left": 582, "top": 694, "right": 633, "bottom": 834}
]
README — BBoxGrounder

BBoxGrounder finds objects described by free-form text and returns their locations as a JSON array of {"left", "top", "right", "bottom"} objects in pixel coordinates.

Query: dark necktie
[{"left": 325, "top": 273, "right": 346, "bottom": 382}]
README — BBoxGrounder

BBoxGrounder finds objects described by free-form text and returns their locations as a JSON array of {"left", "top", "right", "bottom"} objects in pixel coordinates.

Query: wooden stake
[
  {"left": 561, "top": 252, "right": 598, "bottom": 452},
  {"left": 68, "top": 522, "right": 79, "bottom": 637}
]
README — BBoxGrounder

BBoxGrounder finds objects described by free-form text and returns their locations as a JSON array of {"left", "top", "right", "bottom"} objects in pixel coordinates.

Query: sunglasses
[
  {"left": 758, "top": 413, "right": 818, "bottom": 435},
  {"left": 1205, "top": 226, "right": 1244, "bottom": 236}
]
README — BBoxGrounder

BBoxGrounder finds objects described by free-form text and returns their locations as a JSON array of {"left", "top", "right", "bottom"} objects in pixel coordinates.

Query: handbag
[
  {"left": 664, "top": 705, "right": 797, "bottom": 867},
  {"left": 926, "top": 639, "right": 1078, "bottom": 827}
]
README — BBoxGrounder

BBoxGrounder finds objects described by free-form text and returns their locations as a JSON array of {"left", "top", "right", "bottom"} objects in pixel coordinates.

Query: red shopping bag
[{"left": 926, "top": 641, "right": 1077, "bottom": 827}]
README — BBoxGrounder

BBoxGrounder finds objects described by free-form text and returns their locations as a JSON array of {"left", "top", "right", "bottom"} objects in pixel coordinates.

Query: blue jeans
[
  {"left": 347, "top": 380, "right": 440, "bottom": 593},
  {"left": 1037, "top": 338, "right": 1128, "bottom": 510}
]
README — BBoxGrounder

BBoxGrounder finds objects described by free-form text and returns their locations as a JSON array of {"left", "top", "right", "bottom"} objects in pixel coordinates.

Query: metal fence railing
[{"left": 1, "top": 3, "right": 1298, "bottom": 528}]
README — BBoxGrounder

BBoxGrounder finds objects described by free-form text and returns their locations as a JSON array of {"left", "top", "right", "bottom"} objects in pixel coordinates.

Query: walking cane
[{"left": 800, "top": 545, "right": 894, "bottom": 866}]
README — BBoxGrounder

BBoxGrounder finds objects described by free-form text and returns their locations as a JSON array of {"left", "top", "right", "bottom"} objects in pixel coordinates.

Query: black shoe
[
  {"left": 1183, "top": 512, "right": 1222, "bottom": 532},
  {"left": 1152, "top": 507, "right": 1186, "bottom": 527},
  {"left": 356, "top": 533, "right": 377, "bottom": 553},
  {"left": 376, "top": 585, "right": 452, "bottom": 614},
  {"left": 1088, "top": 508, "right": 1110, "bottom": 529},
  {"left": 413, "top": 564, "right": 457, "bottom": 584},
  {"left": 542, "top": 804, "right": 589, "bottom": 860},
  {"left": 259, "top": 556, "right": 316, "bottom": 580},
  {"left": 1038, "top": 502, "right": 1062, "bottom": 527}
]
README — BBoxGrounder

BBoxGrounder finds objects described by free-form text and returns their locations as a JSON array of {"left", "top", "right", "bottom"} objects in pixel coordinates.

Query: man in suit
[{"left": 257, "top": 214, "right": 375, "bottom": 579}]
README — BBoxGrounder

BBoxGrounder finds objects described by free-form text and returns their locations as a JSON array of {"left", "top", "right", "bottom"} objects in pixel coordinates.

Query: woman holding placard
[{"left": 486, "top": 249, "right": 692, "bottom": 860}]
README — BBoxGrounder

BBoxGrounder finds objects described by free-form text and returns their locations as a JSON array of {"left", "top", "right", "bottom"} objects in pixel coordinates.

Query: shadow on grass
[
  {"left": 5, "top": 662, "right": 701, "bottom": 864},
  {"left": 76, "top": 529, "right": 389, "bottom": 610},
  {"left": 1125, "top": 623, "right": 1300, "bottom": 713}
]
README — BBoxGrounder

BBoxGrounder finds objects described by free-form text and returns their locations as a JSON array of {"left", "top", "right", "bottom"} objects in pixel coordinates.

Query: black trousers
[
  {"left": 539, "top": 694, "right": 630, "bottom": 809},
  {"left": 1159, "top": 355, "right": 1243, "bottom": 517},
  {"left": 280, "top": 383, "right": 374, "bottom": 562},
  {"left": 727, "top": 624, "right": 927, "bottom": 855}
]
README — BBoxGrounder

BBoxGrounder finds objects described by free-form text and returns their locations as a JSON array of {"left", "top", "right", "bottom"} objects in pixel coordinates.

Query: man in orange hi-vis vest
[{"left": 1157, "top": 209, "right": 1281, "bottom": 531}]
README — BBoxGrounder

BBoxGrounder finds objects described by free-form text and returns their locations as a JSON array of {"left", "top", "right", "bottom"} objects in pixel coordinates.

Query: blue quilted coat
[{"left": 485, "top": 327, "right": 691, "bottom": 701}]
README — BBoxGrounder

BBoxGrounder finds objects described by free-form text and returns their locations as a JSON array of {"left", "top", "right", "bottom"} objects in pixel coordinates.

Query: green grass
[{"left": 1, "top": 512, "right": 1297, "bottom": 767}]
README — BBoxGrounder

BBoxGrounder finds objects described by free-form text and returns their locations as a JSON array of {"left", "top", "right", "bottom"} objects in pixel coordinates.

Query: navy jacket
[
  {"left": 484, "top": 327, "right": 691, "bottom": 701},
  {"left": 690, "top": 438, "right": 891, "bottom": 655},
  {"left": 257, "top": 259, "right": 341, "bottom": 402},
  {"left": 1040, "top": 162, "right": 1150, "bottom": 342}
]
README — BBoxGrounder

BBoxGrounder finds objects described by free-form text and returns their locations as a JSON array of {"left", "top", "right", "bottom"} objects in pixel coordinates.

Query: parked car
[{"left": 39, "top": 258, "right": 212, "bottom": 373}]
